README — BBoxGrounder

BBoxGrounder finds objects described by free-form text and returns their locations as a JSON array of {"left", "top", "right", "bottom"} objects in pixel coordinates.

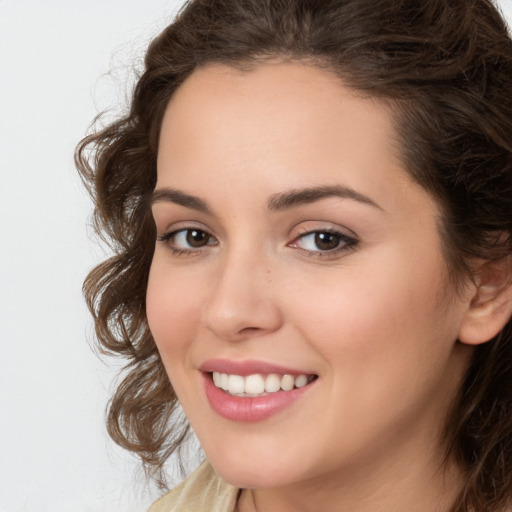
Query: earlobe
[{"left": 458, "top": 256, "right": 512, "bottom": 346}]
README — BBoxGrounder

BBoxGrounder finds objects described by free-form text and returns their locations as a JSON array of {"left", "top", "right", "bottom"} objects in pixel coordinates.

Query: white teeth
[
  {"left": 212, "top": 371, "right": 314, "bottom": 396},
  {"left": 220, "top": 373, "right": 229, "bottom": 391},
  {"left": 295, "top": 374, "right": 308, "bottom": 388},
  {"left": 228, "top": 374, "right": 245, "bottom": 394},
  {"left": 245, "top": 374, "right": 265, "bottom": 394},
  {"left": 264, "top": 373, "right": 281, "bottom": 393},
  {"left": 281, "top": 374, "right": 295, "bottom": 391}
]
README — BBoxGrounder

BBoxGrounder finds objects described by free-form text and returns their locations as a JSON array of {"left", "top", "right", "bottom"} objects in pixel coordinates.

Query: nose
[{"left": 202, "top": 251, "right": 283, "bottom": 341}]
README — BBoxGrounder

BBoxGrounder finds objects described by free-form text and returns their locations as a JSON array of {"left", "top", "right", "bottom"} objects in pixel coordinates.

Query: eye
[
  {"left": 158, "top": 228, "right": 218, "bottom": 253},
  {"left": 176, "top": 229, "right": 213, "bottom": 248},
  {"left": 290, "top": 229, "right": 357, "bottom": 255}
]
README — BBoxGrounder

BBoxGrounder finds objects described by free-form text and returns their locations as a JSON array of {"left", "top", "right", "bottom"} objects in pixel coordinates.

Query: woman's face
[{"left": 147, "top": 62, "right": 472, "bottom": 490}]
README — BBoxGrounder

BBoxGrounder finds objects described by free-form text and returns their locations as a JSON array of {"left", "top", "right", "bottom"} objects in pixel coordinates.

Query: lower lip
[{"left": 203, "top": 373, "right": 314, "bottom": 422}]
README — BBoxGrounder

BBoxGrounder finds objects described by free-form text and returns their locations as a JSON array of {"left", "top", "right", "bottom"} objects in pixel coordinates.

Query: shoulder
[{"left": 148, "top": 460, "right": 240, "bottom": 512}]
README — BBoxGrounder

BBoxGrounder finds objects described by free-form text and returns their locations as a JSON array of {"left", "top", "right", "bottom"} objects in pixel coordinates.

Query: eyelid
[
  {"left": 157, "top": 223, "right": 218, "bottom": 256},
  {"left": 158, "top": 227, "right": 217, "bottom": 243},
  {"left": 290, "top": 221, "right": 358, "bottom": 243},
  {"left": 155, "top": 220, "right": 358, "bottom": 259},
  {"left": 155, "top": 217, "right": 210, "bottom": 233},
  {"left": 288, "top": 224, "right": 359, "bottom": 258}
]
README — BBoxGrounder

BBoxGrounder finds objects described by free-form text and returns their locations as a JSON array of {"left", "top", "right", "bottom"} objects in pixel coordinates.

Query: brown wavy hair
[{"left": 76, "top": 0, "right": 512, "bottom": 509}]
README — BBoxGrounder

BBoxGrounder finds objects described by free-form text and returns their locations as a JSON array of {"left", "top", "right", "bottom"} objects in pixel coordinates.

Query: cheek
[
  {"left": 145, "top": 262, "right": 210, "bottom": 422},
  {"left": 146, "top": 259, "right": 202, "bottom": 366},
  {"left": 285, "top": 247, "right": 458, "bottom": 384},
  {"left": 283, "top": 261, "right": 464, "bottom": 445}
]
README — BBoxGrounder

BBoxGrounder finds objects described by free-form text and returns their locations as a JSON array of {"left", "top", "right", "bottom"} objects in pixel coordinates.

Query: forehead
[
  {"left": 161, "top": 62, "right": 398, "bottom": 150},
  {"left": 156, "top": 61, "right": 430, "bottom": 221},
  {"left": 158, "top": 62, "right": 402, "bottom": 178}
]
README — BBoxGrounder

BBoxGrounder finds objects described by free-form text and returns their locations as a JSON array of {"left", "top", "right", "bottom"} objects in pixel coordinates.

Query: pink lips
[{"left": 200, "top": 359, "right": 316, "bottom": 423}]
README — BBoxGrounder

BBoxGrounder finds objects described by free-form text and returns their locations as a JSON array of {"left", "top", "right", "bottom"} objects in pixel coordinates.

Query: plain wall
[
  {"left": 1, "top": 1, "right": 512, "bottom": 511},
  {"left": 0, "top": 2, "right": 186, "bottom": 511}
]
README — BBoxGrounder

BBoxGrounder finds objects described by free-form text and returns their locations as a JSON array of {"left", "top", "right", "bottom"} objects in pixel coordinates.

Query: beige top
[{"left": 148, "top": 461, "right": 240, "bottom": 512}]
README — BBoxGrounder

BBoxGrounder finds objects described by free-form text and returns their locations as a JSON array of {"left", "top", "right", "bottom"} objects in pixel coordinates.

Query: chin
[
  {"left": 213, "top": 462, "right": 295, "bottom": 489},
  {"left": 203, "top": 438, "right": 313, "bottom": 489}
]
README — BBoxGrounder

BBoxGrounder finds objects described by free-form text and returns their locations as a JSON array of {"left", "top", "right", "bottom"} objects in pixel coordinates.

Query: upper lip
[{"left": 199, "top": 358, "right": 316, "bottom": 377}]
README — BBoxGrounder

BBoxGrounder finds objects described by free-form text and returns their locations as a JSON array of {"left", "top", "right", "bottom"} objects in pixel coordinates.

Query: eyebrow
[
  {"left": 151, "top": 184, "right": 382, "bottom": 214},
  {"left": 151, "top": 188, "right": 211, "bottom": 214},
  {"left": 267, "top": 185, "right": 382, "bottom": 211}
]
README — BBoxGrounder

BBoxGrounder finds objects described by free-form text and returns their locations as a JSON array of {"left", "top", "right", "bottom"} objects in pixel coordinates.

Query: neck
[{"left": 236, "top": 440, "right": 464, "bottom": 512}]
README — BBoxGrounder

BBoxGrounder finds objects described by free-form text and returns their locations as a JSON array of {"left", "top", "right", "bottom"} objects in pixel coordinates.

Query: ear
[{"left": 458, "top": 256, "right": 512, "bottom": 345}]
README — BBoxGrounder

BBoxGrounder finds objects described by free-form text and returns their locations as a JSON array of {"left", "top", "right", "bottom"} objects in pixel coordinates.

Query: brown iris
[
  {"left": 314, "top": 232, "right": 342, "bottom": 251},
  {"left": 186, "top": 229, "right": 211, "bottom": 247}
]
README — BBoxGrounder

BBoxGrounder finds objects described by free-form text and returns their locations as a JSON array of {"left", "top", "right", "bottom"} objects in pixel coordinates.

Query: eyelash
[
  {"left": 157, "top": 228, "right": 218, "bottom": 257},
  {"left": 289, "top": 229, "right": 358, "bottom": 258},
  {"left": 157, "top": 227, "right": 358, "bottom": 259}
]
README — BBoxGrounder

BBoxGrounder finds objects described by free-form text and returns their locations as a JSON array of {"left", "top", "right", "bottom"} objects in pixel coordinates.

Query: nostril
[{"left": 203, "top": 285, "right": 283, "bottom": 340}]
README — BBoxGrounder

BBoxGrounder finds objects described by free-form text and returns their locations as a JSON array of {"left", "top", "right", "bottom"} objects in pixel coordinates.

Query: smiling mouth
[{"left": 211, "top": 371, "right": 318, "bottom": 397}]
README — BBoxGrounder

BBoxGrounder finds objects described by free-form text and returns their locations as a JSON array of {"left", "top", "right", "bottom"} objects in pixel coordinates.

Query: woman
[{"left": 76, "top": 0, "right": 512, "bottom": 510}]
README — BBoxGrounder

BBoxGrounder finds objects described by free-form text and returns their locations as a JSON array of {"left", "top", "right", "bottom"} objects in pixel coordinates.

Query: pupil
[
  {"left": 314, "top": 232, "right": 340, "bottom": 251},
  {"left": 186, "top": 229, "right": 209, "bottom": 247}
]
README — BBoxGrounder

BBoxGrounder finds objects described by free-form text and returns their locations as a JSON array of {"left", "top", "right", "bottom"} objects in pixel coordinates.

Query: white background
[
  {"left": 0, "top": 2, "right": 187, "bottom": 511},
  {"left": 1, "top": 1, "right": 511, "bottom": 511}
]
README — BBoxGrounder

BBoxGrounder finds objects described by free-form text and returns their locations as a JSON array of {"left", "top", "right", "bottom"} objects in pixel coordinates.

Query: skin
[{"left": 146, "top": 62, "right": 479, "bottom": 512}]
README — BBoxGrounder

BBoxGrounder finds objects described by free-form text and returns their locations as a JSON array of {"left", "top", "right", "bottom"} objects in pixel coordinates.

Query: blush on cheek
[{"left": 147, "top": 273, "right": 204, "bottom": 356}]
